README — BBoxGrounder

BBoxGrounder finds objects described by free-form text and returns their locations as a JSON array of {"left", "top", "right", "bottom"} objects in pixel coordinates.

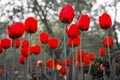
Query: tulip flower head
[
  {"left": 103, "top": 36, "right": 114, "bottom": 47},
  {"left": 11, "top": 38, "right": 20, "bottom": 48},
  {"left": 77, "top": 14, "right": 90, "bottom": 31},
  {"left": 0, "top": 69, "right": 4, "bottom": 75},
  {"left": 30, "top": 46, "right": 34, "bottom": 55},
  {"left": 32, "top": 77, "right": 37, "bottom": 80},
  {"left": 1, "top": 38, "right": 11, "bottom": 49},
  {"left": 83, "top": 55, "right": 91, "bottom": 64},
  {"left": 0, "top": 41, "right": 3, "bottom": 53},
  {"left": 25, "top": 17, "right": 38, "bottom": 33},
  {"left": 37, "top": 60, "right": 43, "bottom": 66},
  {"left": 73, "top": 36, "right": 80, "bottom": 46},
  {"left": 20, "top": 47, "right": 28, "bottom": 57},
  {"left": 32, "top": 45, "right": 42, "bottom": 55},
  {"left": 99, "top": 13, "right": 112, "bottom": 29},
  {"left": 67, "top": 24, "right": 79, "bottom": 38},
  {"left": 60, "top": 67, "right": 66, "bottom": 77},
  {"left": 77, "top": 50, "right": 86, "bottom": 58},
  {"left": 88, "top": 53, "right": 95, "bottom": 60},
  {"left": 73, "top": 57, "right": 77, "bottom": 63},
  {"left": 99, "top": 47, "right": 106, "bottom": 57},
  {"left": 46, "top": 59, "right": 54, "bottom": 68},
  {"left": 64, "top": 58, "right": 70, "bottom": 67},
  {"left": 55, "top": 60, "right": 62, "bottom": 68},
  {"left": 68, "top": 38, "right": 73, "bottom": 47},
  {"left": 48, "top": 38, "right": 59, "bottom": 49},
  {"left": 8, "top": 22, "right": 25, "bottom": 39},
  {"left": 59, "top": 4, "right": 75, "bottom": 23},
  {"left": 13, "top": 66, "right": 17, "bottom": 71},
  {"left": 77, "top": 61, "right": 81, "bottom": 67},
  {"left": 19, "top": 56, "right": 26, "bottom": 64},
  {"left": 40, "top": 32, "right": 49, "bottom": 44},
  {"left": 68, "top": 36, "right": 80, "bottom": 47},
  {"left": 22, "top": 39, "right": 29, "bottom": 48}
]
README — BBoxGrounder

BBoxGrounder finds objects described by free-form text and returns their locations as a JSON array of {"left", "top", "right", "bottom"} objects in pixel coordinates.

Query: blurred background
[{"left": 0, "top": 0, "right": 120, "bottom": 63}]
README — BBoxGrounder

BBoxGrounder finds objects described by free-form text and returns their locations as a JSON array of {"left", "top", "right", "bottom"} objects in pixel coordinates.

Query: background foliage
[{"left": 0, "top": 0, "right": 120, "bottom": 63}]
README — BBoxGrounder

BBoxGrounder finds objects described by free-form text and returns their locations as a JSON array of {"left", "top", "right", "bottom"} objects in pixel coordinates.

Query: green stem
[
  {"left": 11, "top": 39, "right": 16, "bottom": 80},
  {"left": 67, "top": 39, "right": 74, "bottom": 80},
  {"left": 64, "top": 24, "right": 67, "bottom": 80},
  {"left": 64, "top": 25, "right": 67, "bottom": 69},
  {"left": 71, "top": 39, "right": 74, "bottom": 80},
  {"left": 106, "top": 29, "right": 111, "bottom": 80},
  {"left": 88, "top": 64, "right": 92, "bottom": 80},
  {"left": 4, "top": 49, "right": 6, "bottom": 80},
  {"left": 43, "top": 45, "right": 47, "bottom": 74},
  {"left": 53, "top": 49, "right": 55, "bottom": 72},
  {"left": 75, "top": 47, "right": 78, "bottom": 66},
  {"left": 26, "top": 33, "right": 32, "bottom": 80},
  {"left": 24, "top": 63, "right": 27, "bottom": 80},
  {"left": 80, "top": 32, "right": 84, "bottom": 80}
]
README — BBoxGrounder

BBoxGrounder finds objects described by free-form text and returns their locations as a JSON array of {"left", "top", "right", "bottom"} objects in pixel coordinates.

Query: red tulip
[
  {"left": 8, "top": 22, "right": 25, "bottom": 39},
  {"left": 32, "top": 45, "right": 42, "bottom": 55},
  {"left": 0, "top": 69, "right": 4, "bottom": 75},
  {"left": 77, "top": 50, "right": 86, "bottom": 58},
  {"left": 40, "top": 32, "right": 49, "bottom": 44},
  {"left": 100, "top": 64, "right": 105, "bottom": 71},
  {"left": 46, "top": 59, "right": 54, "bottom": 68},
  {"left": 88, "top": 53, "right": 95, "bottom": 60},
  {"left": 19, "top": 56, "right": 26, "bottom": 64},
  {"left": 22, "top": 39, "right": 29, "bottom": 48},
  {"left": 68, "top": 38, "right": 73, "bottom": 47},
  {"left": 12, "top": 38, "right": 20, "bottom": 48},
  {"left": 99, "top": 13, "right": 112, "bottom": 29},
  {"left": 20, "top": 47, "right": 28, "bottom": 57},
  {"left": 56, "top": 60, "right": 62, "bottom": 65},
  {"left": 0, "top": 42, "right": 3, "bottom": 53},
  {"left": 64, "top": 58, "right": 70, "bottom": 67},
  {"left": 59, "top": 4, "right": 75, "bottom": 23},
  {"left": 1, "top": 38, "right": 11, "bottom": 49},
  {"left": 77, "top": 14, "right": 90, "bottom": 31},
  {"left": 32, "top": 77, "right": 37, "bottom": 80},
  {"left": 68, "top": 36, "right": 80, "bottom": 47},
  {"left": 67, "top": 24, "right": 79, "bottom": 38},
  {"left": 55, "top": 60, "right": 62, "bottom": 68},
  {"left": 37, "top": 60, "right": 43, "bottom": 66},
  {"left": 60, "top": 67, "right": 66, "bottom": 77},
  {"left": 99, "top": 47, "right": 106, "bottom": 57},
  {"left": 13, "top": 66, "right": 17, "bottom": 71},
  {"left": 30, "top": 46, "right": 34, "bottom": 55},
  {"left": 25, "top": 17, "right": 38, "bottom": 33},
  {"left": 83, "top": 55, "right": 90, "bottom": 64},
  {"left": 103, "top": 36, "right": 114, "bottom": 47},
  {"left": 73, "top": 57, "right": 77, "bottom": 63},
  {"left": 73, "top": 36, "right": 80, "bottom": 46},
  {"left": 77, "top": 50, "right": 86, "bottom": 62},
  {"left": 48, "top": 38, "right": 59, "bottom": 49},
  {"left": 77, "top": 61, "right": 81, "bottom": 67}
]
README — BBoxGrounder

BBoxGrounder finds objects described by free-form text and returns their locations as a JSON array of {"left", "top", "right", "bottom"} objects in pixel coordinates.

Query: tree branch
[{"left": 33, "top": 0, "right": 54, "bottom": 37}]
